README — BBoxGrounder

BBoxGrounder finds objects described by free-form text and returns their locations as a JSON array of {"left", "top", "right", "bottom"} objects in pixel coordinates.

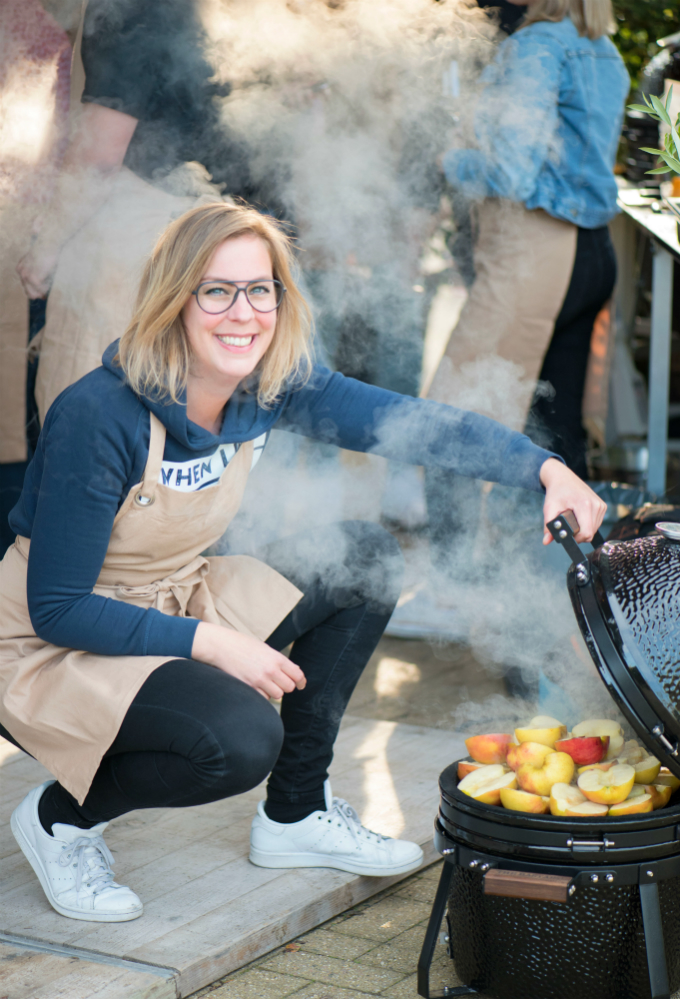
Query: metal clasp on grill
[
  {"left": 652, "top": 724, "right": 679, "bottom": 757},
  {"left": 566, "top": 837, "right": 615, "bottom": 853}
]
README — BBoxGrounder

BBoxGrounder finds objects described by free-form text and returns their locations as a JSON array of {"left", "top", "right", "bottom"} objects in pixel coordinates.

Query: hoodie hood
[{"left": 102, "top": 340, "right": 290, "bottom": 450}]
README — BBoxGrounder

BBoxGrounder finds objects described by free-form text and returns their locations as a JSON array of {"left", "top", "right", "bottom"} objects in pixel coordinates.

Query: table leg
[{"left": 647, "top": 244, "right": 674, "bottom": 497}]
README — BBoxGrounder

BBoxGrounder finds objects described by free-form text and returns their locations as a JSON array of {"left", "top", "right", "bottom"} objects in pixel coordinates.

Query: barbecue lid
[{"left": 549, "top": 512, "right": 680, "bottom": 780}]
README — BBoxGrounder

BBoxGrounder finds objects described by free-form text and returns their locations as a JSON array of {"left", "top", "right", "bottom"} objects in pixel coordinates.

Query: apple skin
[
  {"left": 571, "top": 719, "right": 624, "bottom": 759},
  {"left": 577, "top": 760, "right": 615, "bottom": 775},
  {"left": 577, "top": 763, "right": 636, "bottom": 805},
  {"left": 645, "top": 783, "right": 673, "bottom": 809},
  {"left": 656, "top": 768, "right": 680, "bottom": 792},
  {"left": 517, "top": 751, "right": 575, "bottom": 797},
  {"left": 457, "top": 760, "right": 483, "bottom": 780},
  {"left": 554, "top": 736, "right": 608, "bottom": 765},
  {"left": 465, "top": 733, "right": 512, "bottom": 765},
  {"left": 500, "top": 788, "right": 550, "bottom": 814},
  {"left": 507, "top": 741, "right": 552, "bottom": 773},
  {"left": 633, "top": 758, "right": 661, "bottom": 784},
  {"left": 608, "top": 793, "right": 653, "bottom": 816}
]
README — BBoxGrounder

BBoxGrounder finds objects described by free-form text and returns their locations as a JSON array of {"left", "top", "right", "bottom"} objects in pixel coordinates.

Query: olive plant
[{"left": 629, "top": 86, "right": 680, "bottom": 176}]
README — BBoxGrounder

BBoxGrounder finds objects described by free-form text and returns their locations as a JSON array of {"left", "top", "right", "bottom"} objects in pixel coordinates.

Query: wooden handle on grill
[{"left": 483, "top": 869, "right": 572, "bottom": 903}]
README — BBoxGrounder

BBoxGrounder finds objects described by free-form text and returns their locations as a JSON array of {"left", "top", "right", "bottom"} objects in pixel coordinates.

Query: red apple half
[{"left": 554, "top": 736, "right": 609, "bottom": 765}]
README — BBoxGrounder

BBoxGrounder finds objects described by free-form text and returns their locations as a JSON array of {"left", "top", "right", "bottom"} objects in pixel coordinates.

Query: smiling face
[{"left": 181, "top": 234, "right": 278, "bottom": 395}]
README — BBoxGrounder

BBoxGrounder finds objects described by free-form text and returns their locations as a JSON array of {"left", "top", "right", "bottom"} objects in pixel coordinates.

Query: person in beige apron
[{"left": 1, "top": 201, "right": 605, "bottom": 922}]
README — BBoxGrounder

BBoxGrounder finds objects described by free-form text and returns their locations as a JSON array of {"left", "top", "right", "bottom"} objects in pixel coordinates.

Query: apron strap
[{"left": 134, "top": 413, "right": 166, "bottom": 508}]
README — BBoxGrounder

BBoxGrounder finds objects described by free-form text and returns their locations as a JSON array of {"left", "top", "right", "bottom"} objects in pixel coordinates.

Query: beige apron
[
  {"left": 427, "top": 200, "right": 578, "bottom": 431},
  {"left": 0, "top": 413, "right": 302, "bottom": 804}
]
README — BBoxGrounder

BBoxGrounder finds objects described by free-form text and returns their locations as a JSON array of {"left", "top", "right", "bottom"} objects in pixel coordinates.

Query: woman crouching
[{"left": 0, "top": 202, "right": 605, "bottom": 921}]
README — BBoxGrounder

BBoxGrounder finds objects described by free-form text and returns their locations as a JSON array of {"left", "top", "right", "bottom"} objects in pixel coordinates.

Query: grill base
[{"left": 447, "top": 866, "right": 680, "bottom": 999}]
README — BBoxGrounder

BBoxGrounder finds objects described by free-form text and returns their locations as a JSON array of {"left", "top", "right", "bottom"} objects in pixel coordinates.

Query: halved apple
[
  {"left": 458, "top": 764, "right": 517, "bottom": 805},
  {"left": 465, "top": 733, "right": 512, "bottom": 765},
  {"left": 554, "top": 736, "right": 608, "bottom": 765},
  {"left": 517, "top": 749, "right": 575, "bottom": 797},
  {"left": 616, "top": 743, "right": 661, "bottom": 784},
  {"left": 515, "top": 715, "right": 567, "bottom": 749},
  {"left": 457, "top": 759, "right": 484, "bottom": 780},
  {"left": 608, "top": 787, "right": 653, "bottom": 816},
  {"left": 644, "top": 783, "right": 673, "bottom": 809},
  {"left": 655, "top": 768, "right": 680, "bottom": 792},
  {"left": 500, "top": 787, "right": 550, "bottom": 814},
  {"left": 549, "top": 782, "right": 608, "bottom": 817},
  {"left": 571, "top": 719, "right": 624, "bottom": 759},
  {"left": 577, "top": 760, "right": 615, "bottom": 775},
  {"left": 577, "top": 763, "right": 635, "bottom": 805}
]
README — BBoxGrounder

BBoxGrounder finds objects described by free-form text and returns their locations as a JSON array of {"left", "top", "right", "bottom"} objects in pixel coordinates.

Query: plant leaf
[
  {"left": 640, "top": 146, "right": 664, "bottom": 155},
  {"left": 666, "top": 84, "right": 674, "bottom": 113},
  {"left": 659, "top": 151, "right": 680, "bottom": 172},
  {"left": 650, "top": 94, "right": 672, "bottom": 127},
  {"left": 628, "top": 103, "right": 659, "bottom": 119},
  {"left": 646, "top": 166, "right": 672, "bottom": 174}
]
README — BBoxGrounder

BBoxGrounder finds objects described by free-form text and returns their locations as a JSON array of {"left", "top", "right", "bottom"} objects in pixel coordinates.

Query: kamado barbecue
[{"left": 418, "top": 514, "right": 680, "bottom": 999}]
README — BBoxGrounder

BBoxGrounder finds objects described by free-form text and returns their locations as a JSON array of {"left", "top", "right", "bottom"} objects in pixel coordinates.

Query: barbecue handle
[{"left": 547, "top": 510, "right": 604, "bottom": 562}]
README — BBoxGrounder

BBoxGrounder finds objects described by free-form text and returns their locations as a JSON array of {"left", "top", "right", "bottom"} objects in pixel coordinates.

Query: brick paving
[{"left": 192, "top": 862, "right": 457, "bottom": 999}]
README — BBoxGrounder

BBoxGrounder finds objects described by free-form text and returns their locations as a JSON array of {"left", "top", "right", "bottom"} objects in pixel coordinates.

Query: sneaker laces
[
  {"left": 59, "top": 835, "right": 117, "bottom": 893},
  {"left": 327, "top": 797, "right": 389, "bottom": 847}
]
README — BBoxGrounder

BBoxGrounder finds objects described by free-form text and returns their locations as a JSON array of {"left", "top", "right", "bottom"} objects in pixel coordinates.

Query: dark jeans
[
  {"left": 1, "top": 521, "right": 403, "bottom": 830},
  {"left": 425, "top": 224, "right": 617, "bottom": 570}
]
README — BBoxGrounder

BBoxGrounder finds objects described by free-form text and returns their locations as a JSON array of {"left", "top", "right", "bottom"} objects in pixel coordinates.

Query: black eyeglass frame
[{"left": 191, "top": 279, "right": 287, "bottom": 315}]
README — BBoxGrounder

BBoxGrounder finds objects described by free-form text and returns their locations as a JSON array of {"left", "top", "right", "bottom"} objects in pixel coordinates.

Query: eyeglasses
[{"left": 192, "top": 279, "right": 286, "bottom": 315}]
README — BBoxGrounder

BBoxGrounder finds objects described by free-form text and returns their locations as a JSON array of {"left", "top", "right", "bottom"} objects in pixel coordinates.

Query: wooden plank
[
  {"left": 0, "top": 943, "right": 176, "bottom": 999},
  {"left": 1, "top": 716, "right": 459, "bottom": 997},
  {"left": 483, "top": 869, "right": 571, "bottom": 903}
]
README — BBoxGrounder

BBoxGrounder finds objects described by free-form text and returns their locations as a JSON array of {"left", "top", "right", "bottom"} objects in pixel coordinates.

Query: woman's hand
[
  {"left": 191, "top": 621, "right": 306, "bottom": 699},
  {"left": 539, "top": 458, "right": 606, "bottom": 546}
]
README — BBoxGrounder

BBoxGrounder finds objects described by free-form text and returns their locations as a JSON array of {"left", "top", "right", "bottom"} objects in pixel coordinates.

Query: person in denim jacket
[{"left": 394, "top": 0, "right": 628, "bottom": 640}]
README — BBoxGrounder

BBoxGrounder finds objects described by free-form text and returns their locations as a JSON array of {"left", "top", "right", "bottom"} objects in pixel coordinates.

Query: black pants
[
  {"left": 1, "top": 521, "right": 403, "bottom": 829},
  {"left": 425, "top": 224, "right": 617, "bottom": 570}
]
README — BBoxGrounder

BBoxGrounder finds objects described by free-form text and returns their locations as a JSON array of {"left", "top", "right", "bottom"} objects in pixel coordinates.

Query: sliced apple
[
  {"left": 609, "top": 789, "right": 653, "bottom": 816},
  {"left": 577, "top": 763, "right": 635, "bottom": 805},
  {"left": 549, "top": 782, "right": 608, "bottom": 817},
  {"left": 644, "top": 783, "right": 673, "bottom": 809},
  {"left": 515, "top": 715, "right": 567, "bottom": 749},
  {"left": 457, "top": 759, "right": 484, "bottom": 780},
  {"left": 465, "top": 733, "right": 512, "bottom": 765},
  {"left": 571, "top": 719, "right": 624, "bottom": 759},
  {"left": 554, "top": 736, "right": 608, "bottom": 765},
  {"left": 458, "top": 764, "right": 517, "bottom": 805},
  {"left": 577, "top": 760, "right": 616, "bottom": 775},
  {"left": 616, "top": 743, "right": 661, "bottom": 784},
  {"left": 500, "top": 787, "right": 550, "bottom": 814},
  {"left": 655, "top": 768, "right": 680, "bottom": 792},
  {"left": 517, "top": 749, "right": 575, "bottom": 797}
]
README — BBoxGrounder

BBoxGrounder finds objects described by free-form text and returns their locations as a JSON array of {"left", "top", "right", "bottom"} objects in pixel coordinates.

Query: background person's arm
[{"left": 16, "top": 103, "right": 138, "bottom": 298}]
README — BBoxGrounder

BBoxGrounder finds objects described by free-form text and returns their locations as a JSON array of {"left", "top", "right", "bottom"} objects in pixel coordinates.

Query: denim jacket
[{"left": 443, "top": 17, "right": 629, "bottom": 229}]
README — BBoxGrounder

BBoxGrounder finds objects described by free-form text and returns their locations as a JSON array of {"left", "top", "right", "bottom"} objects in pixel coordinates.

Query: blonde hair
[
  {"left": 117, "top": 202, "right": 313, "bottom": 407},
  {"left": 522, "top": 0, "right": 615, "bottom": 40}
]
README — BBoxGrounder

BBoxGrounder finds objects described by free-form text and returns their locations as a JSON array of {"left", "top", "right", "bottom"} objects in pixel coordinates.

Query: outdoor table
[{"left": 617, "top": 188, "right": 679, "bottom": 496}]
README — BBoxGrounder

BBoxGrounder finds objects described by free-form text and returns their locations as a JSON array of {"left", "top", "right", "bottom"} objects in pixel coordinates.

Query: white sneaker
[
  {"left": 11, "top": 780, "right": 143, "bottom": 922},
  {"left": 249, "top": 780, "right": 423, "bottom": 877}
]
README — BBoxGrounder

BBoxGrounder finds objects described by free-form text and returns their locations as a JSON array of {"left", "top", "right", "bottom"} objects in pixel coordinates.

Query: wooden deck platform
[{"left": 0, "top": 717, "right": 465, "bottom": 998}]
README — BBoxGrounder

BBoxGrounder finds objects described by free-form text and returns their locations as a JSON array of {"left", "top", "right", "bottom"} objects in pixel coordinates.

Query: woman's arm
[
  {"left": 280, "top": 368, "right": 605, "bottom": 542},
  {"left": 442, "top": 31, "right": 562, "bottom": 203}
]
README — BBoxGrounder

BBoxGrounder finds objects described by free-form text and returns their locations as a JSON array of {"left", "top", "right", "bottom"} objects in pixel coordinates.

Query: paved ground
[{"left": 192, "top": 861, "right": 457, "bottom": 999}]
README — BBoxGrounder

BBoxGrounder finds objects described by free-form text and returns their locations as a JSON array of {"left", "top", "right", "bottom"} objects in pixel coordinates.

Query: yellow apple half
[
  {"left": 655, "top": 768, "right": 680, "bottom": 792},
  {"left": 577, "top": 760, "right": 615, "bottom": 775},
  {"left": 608, "top": 788, "right": 653, "bottom": 816},
  {"left": 577, "top": 763, "right": 635, "bottom": 805},
  {"left": 517, "top": 750, "right": 575, "bottom": 797},
  {"left": 514, "top": 715, "right": 567, "bottom": 749},
  {"left": 644, "top": 783, "right": 673, "bottom": 809},
  {"left": 457, "top": 760, "right": 484, "bottom": 780},
  {"left": 465, "top": 733, "right": 512, "bottom": 765},
  {"left": 458, "top": 765, "right": 517, "bottom": 805},
  {"left": 500, "top": 787, "right": 550, "bottom": 814},
  {"left": 572, "top": 719, "right": 624, "bottom": 759},
  {"left": 549, "top": 782, "right": 608, "bottom": 817},
  {"left": 616, "top": 742, "right": 661, "bottom": 784}
]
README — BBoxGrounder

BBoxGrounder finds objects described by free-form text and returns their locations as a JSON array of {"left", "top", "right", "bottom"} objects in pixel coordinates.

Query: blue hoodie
[{"left": 9, "top": 343, "right": 557, "bottom": 659}]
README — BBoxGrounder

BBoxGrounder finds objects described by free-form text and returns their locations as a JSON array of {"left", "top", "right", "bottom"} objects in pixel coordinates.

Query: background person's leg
[
  {"left": 34, "top": 659, "right": 284, "bottom": 833},
  {"left": 260, "top": 521, "right": 403, "bottom": 822},
  {"left": 525, "top": 227, "right": 617, "bottom": 478}
]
